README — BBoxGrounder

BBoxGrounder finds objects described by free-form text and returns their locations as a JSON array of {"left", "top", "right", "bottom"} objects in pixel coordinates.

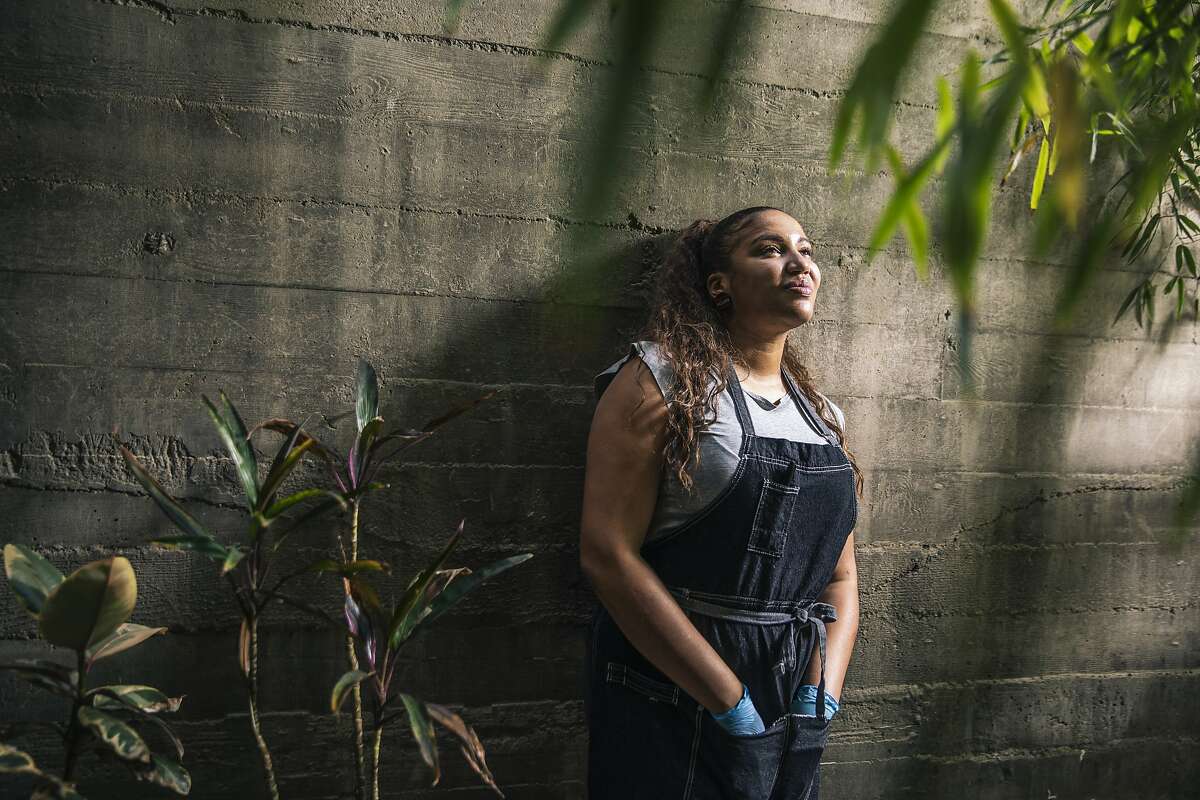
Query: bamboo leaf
[
  {"left": 77, "top": 706, "right": 150, "bottom": 764},
  {"left": 39, "top": 557, "right": 136, "bottom": 652},
  {"left": 1031, "top": 134, "right": 1051, "bottom": 209},
  {"left": 87, "top": 624, "right": 168, "bottom": 665},
  {"left": 331, "top": 669, "right": 373, "bottom": 713},
  {"left": 3, "top": 543, "right": 64, "bottom": 617}
]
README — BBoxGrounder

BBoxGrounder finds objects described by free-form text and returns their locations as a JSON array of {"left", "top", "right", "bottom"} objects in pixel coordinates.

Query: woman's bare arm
[
  {"left": 579, "top": 357, "right": 744, "bottom": 714},
  {"left": 803, "top": 532, "right": 859, "bottom": 700}
]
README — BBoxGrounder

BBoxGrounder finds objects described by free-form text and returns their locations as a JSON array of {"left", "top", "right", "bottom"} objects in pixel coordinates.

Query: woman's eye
[{"left": 762, "top": 245, "right": 782, "bottom": 255}]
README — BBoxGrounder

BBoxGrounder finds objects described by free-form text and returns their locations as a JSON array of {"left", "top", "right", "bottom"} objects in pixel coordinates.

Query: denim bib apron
[{"left": 585, "top": 357, "right": 859, "bottom": 799}]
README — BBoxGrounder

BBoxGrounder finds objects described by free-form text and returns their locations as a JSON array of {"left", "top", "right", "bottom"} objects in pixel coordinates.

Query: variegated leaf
[
  {"left": 132, "top": 753, "right": 191, "bottom": 795},
  {"left": 90, "top": 685, "right": 183, "bottom": 714},
  {"left": 77, "top": 706, "right": 150, "bottom": 764},
  {"left": 3, "top": 543, "right": 64, "bottom": 617},
  {"left": 86, "top": 623, "right": 168, "bottom": 665}
]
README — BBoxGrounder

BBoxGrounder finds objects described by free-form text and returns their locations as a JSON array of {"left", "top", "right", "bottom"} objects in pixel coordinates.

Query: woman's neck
[{"left": 729, "top": 329, "right": 788, "bottom": 384}]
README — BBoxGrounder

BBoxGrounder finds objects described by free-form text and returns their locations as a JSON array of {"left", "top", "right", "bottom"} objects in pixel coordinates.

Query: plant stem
[
  {"left": 62, "top": 649, "right": 86, "bottom": 783},
  {"left": 247, "top": 613, "right": 281, "bottom": 800},
  {"left": 371, "top": 724, "right": 384, "bottom": 800},
  {"left": 347, "top": 499, "right": 367, "bottom": 800}
]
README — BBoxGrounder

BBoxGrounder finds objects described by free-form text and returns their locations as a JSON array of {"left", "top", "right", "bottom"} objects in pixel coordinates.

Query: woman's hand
[
  {"left": 710, "top": 682, "right": 767, "bottom": 735},
  {"left": 789, "top": 684, "right": 840, "bottom": 719},
  {"left": 580, "top": 355, "right": 745, "bottom": 716}
]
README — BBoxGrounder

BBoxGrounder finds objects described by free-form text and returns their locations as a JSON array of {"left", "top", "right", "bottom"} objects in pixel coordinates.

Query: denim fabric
[{"left": 586, "top": 357, "right": 859, "bottom": 799}]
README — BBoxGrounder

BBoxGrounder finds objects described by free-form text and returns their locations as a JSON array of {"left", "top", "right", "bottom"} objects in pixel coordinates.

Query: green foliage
[{"left": 1, "top": 545, "right": 188, "bottom": 797}]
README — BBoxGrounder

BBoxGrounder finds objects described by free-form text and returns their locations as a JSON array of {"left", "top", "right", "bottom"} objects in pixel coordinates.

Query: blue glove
[
  {"left": 709, "top": 683, "right": 766, "bottom": 736},
  {"left": 790, "top": 684, "right": 839, "bottom": 719}
]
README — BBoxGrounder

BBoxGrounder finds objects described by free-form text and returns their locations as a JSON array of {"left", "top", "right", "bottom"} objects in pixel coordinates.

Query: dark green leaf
[
  {"left": 398, "top": 693, "right": 441, "bottom": 781},
  {"left": 3, "top": 543, "right": 64, "bottom": 617},
  {"left": 331, "top": 669, "right": 372, "bottom": 713},
  {"left": 201, "top": 392, "right": 258, "bottom": 510},
  {"left": 150, "top": 535, "right": 229, "bottom": 563},
  {"left": 396, "top": 554, "right": 533, "bottom": 648},
  {"left": 388, "top": 520, "right": 466, "bottom": 648},
  {"left": 356, "top": 360, "right": 380, "bottom": 434},
  {"left": 262, "top": 488, "right": 347, "bottom": 521},
  {"left": 119, "top": 445, "right": 216, "bottom": 542},
  {"left": 306, "top": 559, "right": 390, "bottom": 577}
]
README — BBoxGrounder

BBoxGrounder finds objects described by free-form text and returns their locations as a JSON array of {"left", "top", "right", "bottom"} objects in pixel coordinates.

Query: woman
[{"left": 580, "top": 206, "right": 863, "bottom": 799}]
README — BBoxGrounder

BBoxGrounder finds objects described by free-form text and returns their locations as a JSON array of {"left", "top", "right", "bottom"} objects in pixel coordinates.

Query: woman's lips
[{"left": 786, "top": 284, "right": 814, "bottom": 297}]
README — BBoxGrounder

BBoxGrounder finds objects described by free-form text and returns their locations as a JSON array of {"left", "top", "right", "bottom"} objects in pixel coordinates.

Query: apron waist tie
[{"left": 666, "top": 587, "right": 838, "bottom": 722}]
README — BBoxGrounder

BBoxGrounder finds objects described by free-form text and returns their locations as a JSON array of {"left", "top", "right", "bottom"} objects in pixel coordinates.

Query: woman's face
[{"left": 707, "top": 209, "right": 821, "bottom": 335}]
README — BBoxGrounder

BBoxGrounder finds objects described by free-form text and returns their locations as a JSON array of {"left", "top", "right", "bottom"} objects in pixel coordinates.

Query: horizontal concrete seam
[
  {"left": 87, "top": 0, "right": 963, "bottom": 105},
  {"left": 856, "top": 539, "right": 1193, "bottom": 554},
  {"left": 0, "top": 81, "right": 349, "bottom": 124},
  {"left": 862, "top": 601, "right": 1199, "bottom": 620},
  {"left": 5, "top": 266, "right": 1194, "bottom": 351},
  {"left": 848, "top": 666, "right": 1200, "bottom": 700},
  {"left": 832, "top": 735, "right": 1200, "bottom": 767},
  {"left": 0, "top": 174, "right": 1166, "bottom": 282}
]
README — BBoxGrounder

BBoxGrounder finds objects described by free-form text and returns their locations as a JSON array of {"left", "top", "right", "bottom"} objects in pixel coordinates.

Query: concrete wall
[{"left": 1, "top": 0, "right": 1197, "bottom": 798}]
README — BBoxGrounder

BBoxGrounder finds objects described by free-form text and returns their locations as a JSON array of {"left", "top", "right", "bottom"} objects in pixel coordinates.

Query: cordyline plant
[
  {"left": 258, "top": 359, "right": 506, "bottom": 800},
  {"left": 118, "top": 392, "right": 346, "bottom": 800},
  {"left": 1, "top": 544, "right": 188, "bottom": 799},
  {"left": 330, "top": 519, "right": 532, "bottom": 800}
]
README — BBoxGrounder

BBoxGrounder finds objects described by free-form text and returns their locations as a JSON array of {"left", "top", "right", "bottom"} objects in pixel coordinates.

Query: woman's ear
[{"left": 706, "top": 272, "right": 729, "bottom": 302}]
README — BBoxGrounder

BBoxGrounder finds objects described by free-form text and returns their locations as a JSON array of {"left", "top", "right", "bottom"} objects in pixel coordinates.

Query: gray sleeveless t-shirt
[{"left": 593, "top": 340, "right": 847, "bottom": 544}]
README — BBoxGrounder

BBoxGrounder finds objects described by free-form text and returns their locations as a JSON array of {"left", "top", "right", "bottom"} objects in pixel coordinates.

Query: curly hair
[{"left": 630, "top": 206, "right": 864, "bottom": 499}]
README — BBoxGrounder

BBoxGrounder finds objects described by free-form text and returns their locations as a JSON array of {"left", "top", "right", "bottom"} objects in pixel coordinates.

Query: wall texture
[{"left": 2, "top": 1, "right": 1198, "bottom": 798}]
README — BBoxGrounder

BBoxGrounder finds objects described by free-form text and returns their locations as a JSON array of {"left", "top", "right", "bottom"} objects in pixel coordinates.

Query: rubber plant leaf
[
  {"left": 87, "top": 623, "right": 168, "bottom": 666},
  {"left": 132, "top": 753, "right": 191, "bottom": 795},
  {"left": 3, "top": 543, "right": 64, "bottom": 617},
  {"left": 90, "top": 684, "right": 184, "bottom": 714},
  {"left": 39, "top": 557, "right": 136, "bottom": 653},
  {"left": 77, "top": 706, "right": 150, "bottom": 764}
]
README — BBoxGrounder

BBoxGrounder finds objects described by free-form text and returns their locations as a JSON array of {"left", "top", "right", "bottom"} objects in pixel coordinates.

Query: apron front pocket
[
  {"left": 747, "top": 477, "right": 800, "bottom": 557},
  {"left": 695, "top": 709, "right": 788, "bottom": 798},
  {"left": 604, "top": 660, "right": 681, "bottom": 705}
]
